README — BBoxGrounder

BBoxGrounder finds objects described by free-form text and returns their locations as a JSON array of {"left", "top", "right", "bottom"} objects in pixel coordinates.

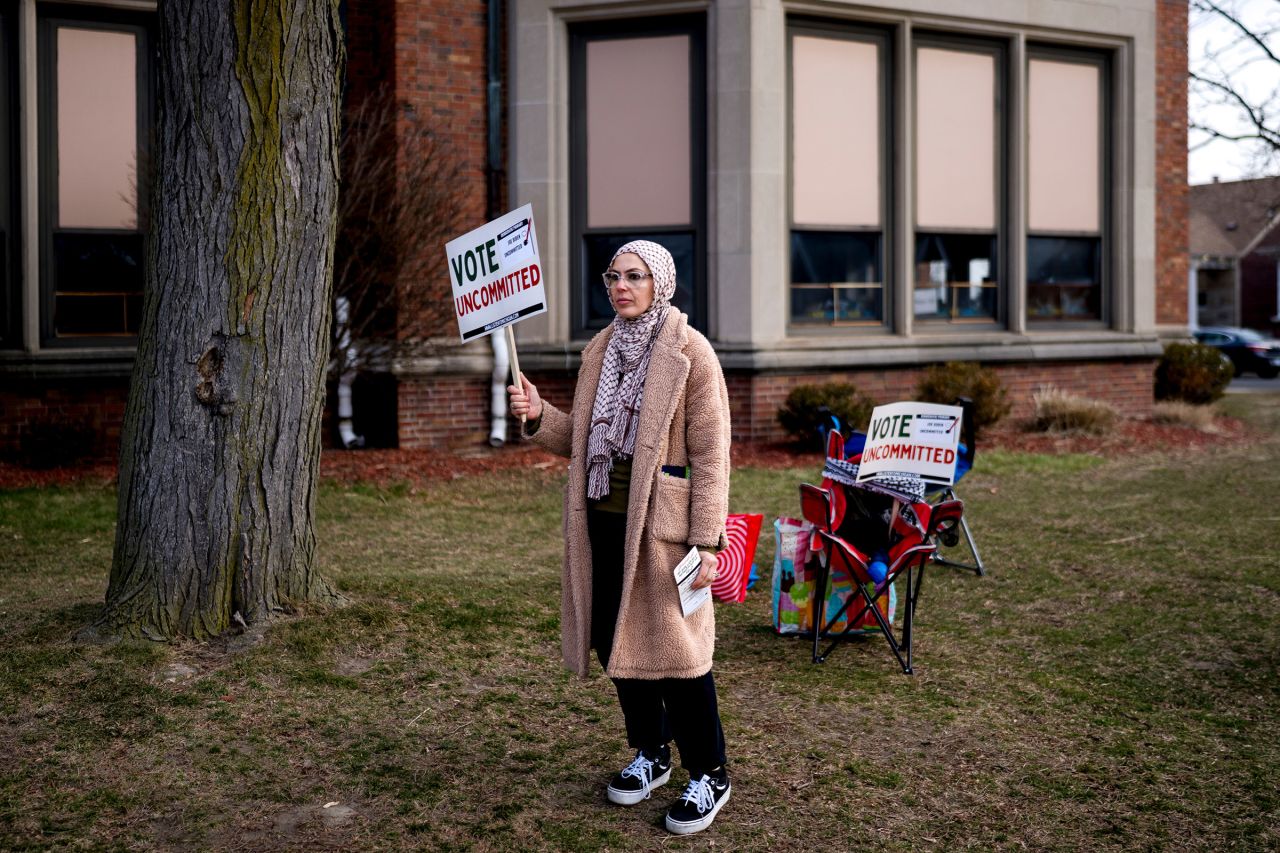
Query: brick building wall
[
  {"left": 723, "top": 360, "right": 1156, "bottom": 445},
  {"left": 335, "top": 0, "right": 500, "bottom": 449},
  {"left": 0, "top": 3, "right": 1185, "bottom": 461},
  {"left": 1155, "top": 0, "right": 1189, "bottom": 327},
  {"left": 0, "top": 381, "right": 130, "bottom": 463},
  {"left": 500, "top": 360, "right": 1155, "bottom": 447}
]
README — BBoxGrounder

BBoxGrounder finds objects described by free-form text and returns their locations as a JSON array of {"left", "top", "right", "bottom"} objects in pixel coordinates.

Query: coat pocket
[{"left": 649, "top": 472, "right": 691, "bottom": 543}]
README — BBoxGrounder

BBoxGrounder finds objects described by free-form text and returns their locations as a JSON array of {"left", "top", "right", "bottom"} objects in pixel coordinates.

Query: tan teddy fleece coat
[{"left": 529, "top": 310, "right": 730, "bottom": 680}]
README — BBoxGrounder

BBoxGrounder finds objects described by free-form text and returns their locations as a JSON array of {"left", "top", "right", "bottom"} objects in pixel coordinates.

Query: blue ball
[{"left": 867, "top": 560, "right": 888, "bottom": 584}]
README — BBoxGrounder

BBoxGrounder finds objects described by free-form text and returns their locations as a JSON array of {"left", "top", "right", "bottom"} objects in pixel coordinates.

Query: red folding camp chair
[{"left": 798, "top": 428, "right": 966, "bottom": 673}]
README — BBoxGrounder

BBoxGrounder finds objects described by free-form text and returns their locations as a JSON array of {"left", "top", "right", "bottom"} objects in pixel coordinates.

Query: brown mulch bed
[{"left": 0, "top": 415, "right": 1258, "bottom": 491}]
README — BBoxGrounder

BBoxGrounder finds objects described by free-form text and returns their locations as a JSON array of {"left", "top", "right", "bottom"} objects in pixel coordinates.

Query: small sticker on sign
[{"left": 498, "top": 219, "right": 534, "bottom": 266}]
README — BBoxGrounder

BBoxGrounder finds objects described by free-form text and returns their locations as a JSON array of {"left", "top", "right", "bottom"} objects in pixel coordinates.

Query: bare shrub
[
  {"left": 333, "top": 87, "right": 470, "bottom": 377},
  {"left": 1030, "top": 387, "right": 1119, "bottom": 435},
  {"left": 1151, "top": 400, "right": 1221, "bottom": 433}
]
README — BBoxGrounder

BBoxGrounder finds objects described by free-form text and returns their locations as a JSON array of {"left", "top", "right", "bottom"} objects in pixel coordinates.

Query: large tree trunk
[{"left": 97, "top": 0, "right": 343, "bottom": 640}]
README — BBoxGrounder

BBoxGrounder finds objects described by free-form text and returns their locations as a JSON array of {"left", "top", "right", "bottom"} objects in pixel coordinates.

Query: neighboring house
[
  {"left": 1188, "top": 176, "right": 1280, "bottom": 334},
  {"left": 1, "top": 0, "right": 1191, "bottom": 459}
]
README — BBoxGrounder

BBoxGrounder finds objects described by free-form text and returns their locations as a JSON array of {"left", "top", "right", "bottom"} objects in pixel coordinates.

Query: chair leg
[
  {"left": 931, "top": 488, "right": 985, "bottom": 576},
  {"left": 901, "top": 558, "right": 927, "bottom": 675},
  {"left": 811, "top": 556, "right": 827, "bottom": 664},
  {"left": 959, "top": 515, "right": 986, "bottom": 576},
  {"left": 819, "top": 585, "right": 883, "bottom": 666}
]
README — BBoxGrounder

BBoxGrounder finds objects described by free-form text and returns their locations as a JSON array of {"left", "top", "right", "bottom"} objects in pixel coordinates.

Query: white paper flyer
[{"left": 673, "top": 547, "right": 711, "bottom": 618}]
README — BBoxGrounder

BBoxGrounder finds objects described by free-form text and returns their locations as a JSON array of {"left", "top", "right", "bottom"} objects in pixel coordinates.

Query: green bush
[
  {"left": 1154, "top": 342, "right": 1233, "bottom": 405},
  {"left": 776, "top": 383, "right": 876, "bottom": 449},
  {"left": 915, "top": 361, "right": 1011, "bottom": 436}
]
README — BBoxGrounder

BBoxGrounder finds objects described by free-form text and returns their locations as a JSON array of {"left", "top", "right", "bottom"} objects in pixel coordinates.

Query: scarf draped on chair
[{"left": 586, "top": 240, "right": 679, "bottom": 500}]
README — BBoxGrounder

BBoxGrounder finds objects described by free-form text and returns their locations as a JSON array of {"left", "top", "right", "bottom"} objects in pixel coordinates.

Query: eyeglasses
[{"left": 602, "top": 270, "right": 653, "bottom": 289}]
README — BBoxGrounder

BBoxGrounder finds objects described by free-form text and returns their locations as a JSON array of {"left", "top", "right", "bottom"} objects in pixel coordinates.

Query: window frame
[
  {"left": 37, "top": 3, "right": 154, "bottom": 348},
  {"left": 910, "top": 32, "right": 1008, "bottom": 330},
  {"left": 1024, "top": 44, "right": 1112, "bottom": 328},
  {"left": 567, "top": 14, "right": 707, "bottom": 339},
  {"left": 0, "top": 9, "right": 17, "bottom": 349},
  {"left": 786, "top": 18, "right": 894, "bottom": 333}
]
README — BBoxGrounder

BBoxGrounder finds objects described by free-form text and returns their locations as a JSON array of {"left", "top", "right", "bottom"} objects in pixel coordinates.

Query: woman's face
[{"left": 606, "top": 252, "right": 655, "bottom": 320}]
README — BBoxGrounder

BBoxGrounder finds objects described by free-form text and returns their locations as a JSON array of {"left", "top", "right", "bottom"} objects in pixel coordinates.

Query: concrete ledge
[
  {"left": 0, "top": 350, "right": 137, "bottom": 380},
  {"left": 513, "top": 333, "right": 1164, "bottom": 373}
]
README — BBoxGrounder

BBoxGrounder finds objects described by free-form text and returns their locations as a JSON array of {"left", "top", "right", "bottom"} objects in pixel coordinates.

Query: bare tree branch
[
  {"left": 331, "top": 86, "right": 469, "bottom": 380},
  {"left": 1189, "top": 0, "right": 1280, "bottom": 176},
  {"left": 1192, "top": 0, "right": 1280, "bottom": 66},
  {"left": 1189, "top": 71, "right": 1280, "bottom": 148}
]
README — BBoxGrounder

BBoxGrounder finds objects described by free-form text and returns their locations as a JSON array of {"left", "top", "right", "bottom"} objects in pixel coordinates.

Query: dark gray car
[{"left": 1193, "top": 327, "right": 1280, "bottom": 379}]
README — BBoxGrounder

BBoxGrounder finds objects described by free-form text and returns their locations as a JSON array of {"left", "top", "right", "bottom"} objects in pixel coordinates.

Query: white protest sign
[
  {"left": 445, "top": 204, "right": 546, "bottom": 342},
  {"left": 856, "top": 401, "right": 964, "bottom": 486}
]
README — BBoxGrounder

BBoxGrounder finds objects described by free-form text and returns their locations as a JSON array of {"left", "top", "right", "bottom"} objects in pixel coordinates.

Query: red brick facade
[
  {"left": 1155, "top": 0, "right": 1189, "bottom": 326},
  {"left": 349, "top": 0, "right": 498, "bottom": 445},
  {"left": 392, "top": 359, "right": 1157, "bottom": 450},
  {"left": 0, "top": 381, "right": 129, "bottom": 462},
  {"left": 397, "top": 374, "right": 491, "bottom": 449},
  {"left": 725, "top": 361, "right": 1156, "bottom": 444}
]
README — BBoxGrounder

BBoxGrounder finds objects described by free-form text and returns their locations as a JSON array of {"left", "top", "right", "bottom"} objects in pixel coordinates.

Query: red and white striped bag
[{"left": 711, "top": 513, "right": 764, "bottom": 604}]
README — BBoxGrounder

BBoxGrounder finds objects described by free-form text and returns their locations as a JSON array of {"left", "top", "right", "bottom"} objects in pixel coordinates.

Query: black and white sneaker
[
  {"left": 664, "top": 769, "right": 730, "bottom": 835},
  {"left": 606, "top": 746, "right": 672, "bottom": 805}
]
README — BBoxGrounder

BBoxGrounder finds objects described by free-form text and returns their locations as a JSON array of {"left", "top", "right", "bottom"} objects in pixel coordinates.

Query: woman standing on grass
[{"left": 508, "top": 240, "right": 732, "bottom": 835}]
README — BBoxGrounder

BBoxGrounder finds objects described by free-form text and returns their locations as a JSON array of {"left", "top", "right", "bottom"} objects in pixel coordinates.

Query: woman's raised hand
[{"left": 507, "top": 372, "right": 543, "bottom": 421}]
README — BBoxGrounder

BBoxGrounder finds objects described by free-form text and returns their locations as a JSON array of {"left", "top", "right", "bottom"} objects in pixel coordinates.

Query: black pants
[{"left": 587, "top": 508, "right": 728, "bottom": 776}]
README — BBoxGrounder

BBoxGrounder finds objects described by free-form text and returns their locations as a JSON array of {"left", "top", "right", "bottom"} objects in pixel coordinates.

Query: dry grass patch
[
  {"left": 2, "top": 394, "right": 1279, "bottom": 850},
  {"left": 1030, "top": 386, "right": 1119, "bottom": 434},
  {"left": 1151, "top": 400, "right": 1220, "bottom": 432}
]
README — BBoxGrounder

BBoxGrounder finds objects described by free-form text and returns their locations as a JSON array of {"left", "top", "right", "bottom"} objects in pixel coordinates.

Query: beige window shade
[
  {"left": 792, "top": 35, "right": 880, "bottom": 228},
  {"left": 1028, "top": 58, "right": 1100, "bottom": 233},
  {"left": 915, "top": 47, "right": 996, "bottom": 230},
  {"left": 586, "top": 35, "right": 691, "bottom": 229},
  {"left": 57, "top": 27, "right": 137, "bottom": 230}
]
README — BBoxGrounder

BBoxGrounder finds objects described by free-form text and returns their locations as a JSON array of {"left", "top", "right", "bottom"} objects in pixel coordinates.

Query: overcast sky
[{"left": 1188, "top": 0, "right": 1280, "bottom": 185}]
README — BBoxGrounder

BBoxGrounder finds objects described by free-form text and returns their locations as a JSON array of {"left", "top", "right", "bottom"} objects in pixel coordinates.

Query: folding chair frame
[
  {"left": 928, "top": 396, "right": 985, "bottom": 576},
  {"left": 928, "top": 485, "right": 985, "bottom": 576},
  {"left": 798, "top": 483, "right": 835, "bottom": 664},
  {"left": 812, "top": 531, "right": 932, "bottom": 674}
]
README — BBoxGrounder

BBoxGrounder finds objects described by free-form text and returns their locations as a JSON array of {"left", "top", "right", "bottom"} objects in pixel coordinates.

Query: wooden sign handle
[{"left": 505, "top": 324, "right": 525, "bottom": 425}]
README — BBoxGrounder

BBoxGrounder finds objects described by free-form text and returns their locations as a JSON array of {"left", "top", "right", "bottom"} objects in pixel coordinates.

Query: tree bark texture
[{"left": 100, "top": 0, "right": 343, "bottom": 640}]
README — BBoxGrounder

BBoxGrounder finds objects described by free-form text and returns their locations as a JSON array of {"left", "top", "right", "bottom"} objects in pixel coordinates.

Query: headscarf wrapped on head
[{"left": 585, "top": 240, "right": 678, "bottom": 500}]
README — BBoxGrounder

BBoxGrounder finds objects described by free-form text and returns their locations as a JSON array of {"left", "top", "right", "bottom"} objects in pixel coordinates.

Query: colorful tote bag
[{"left": 772, "top": 516, "right": 896, "bottom": 636}]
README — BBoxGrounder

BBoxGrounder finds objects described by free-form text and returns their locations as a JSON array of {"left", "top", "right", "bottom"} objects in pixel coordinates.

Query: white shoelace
[
  {"left": 620, "top": 753, "right": 657, "bottom": 798},
  {"left": 678, "top": 774, "right": 717, "bottom": 815}
]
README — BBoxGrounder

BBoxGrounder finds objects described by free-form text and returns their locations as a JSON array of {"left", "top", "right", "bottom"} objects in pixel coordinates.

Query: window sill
[
  {"left": 514, "top": 330, "right": 1163, "bottom": 372},
  {"left": 0, "top": 348, "right": 136, "bottom": 380}
]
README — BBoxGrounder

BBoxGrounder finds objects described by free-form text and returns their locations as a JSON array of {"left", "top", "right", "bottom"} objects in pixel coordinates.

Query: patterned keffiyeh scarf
[{"left": 586, "top": 240, "right": 679, "bottom": 500}]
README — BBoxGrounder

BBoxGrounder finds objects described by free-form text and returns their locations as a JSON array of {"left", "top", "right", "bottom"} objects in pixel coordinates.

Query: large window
[
  {"left": 1026, "top": 50, "right": 1108, "bottom": 324},
  {"left": 913, "top": 39, "right": 1003, "bottom": 325},
  {"left": 786, "top": 20, "right": 1115, "bottom": 335},
  {"left": 569, "top": 16, "right": 706, "bottom": 336},
  {"left": 38, "top": 7, "right": 153, "bottom": 344},
  {"left": 789, "top": 25, "right": 889, "bottom": 327}
]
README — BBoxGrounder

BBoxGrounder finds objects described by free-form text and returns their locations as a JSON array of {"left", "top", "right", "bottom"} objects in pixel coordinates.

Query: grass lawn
[{"left": 1, "top": 393, "right": 1278, "bottom": 851}]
